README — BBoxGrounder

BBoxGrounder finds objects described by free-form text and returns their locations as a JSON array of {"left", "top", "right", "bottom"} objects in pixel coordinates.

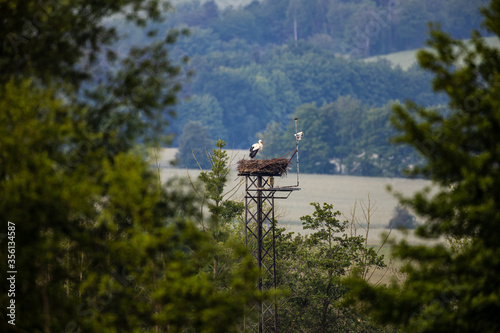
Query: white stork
[{"left": 249, "top": 140, "right": 264, "bottom": 159}]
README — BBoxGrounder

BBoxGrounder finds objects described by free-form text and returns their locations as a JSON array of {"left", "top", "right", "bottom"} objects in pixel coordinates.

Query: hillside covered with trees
[{"left": 142, "top": 0, "right": 489, "bottom": 176}]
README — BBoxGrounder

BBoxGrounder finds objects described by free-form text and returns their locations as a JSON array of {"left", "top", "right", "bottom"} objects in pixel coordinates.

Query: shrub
[{"left": 387, "top": 205, "right": 417, "bottom": 229}]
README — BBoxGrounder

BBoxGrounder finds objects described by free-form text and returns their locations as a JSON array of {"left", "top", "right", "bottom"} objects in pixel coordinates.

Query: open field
[
  {"left": 364, "top": 36, "right": 500, "bottom": 70},
  {"left": 153, "top": 148, "right": 440, "bottom": 249}
]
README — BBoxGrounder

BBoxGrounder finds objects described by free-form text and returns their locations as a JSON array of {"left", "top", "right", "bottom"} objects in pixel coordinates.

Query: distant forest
[{"left": 105, "top": 0, "right": 490, "bottom": 176}]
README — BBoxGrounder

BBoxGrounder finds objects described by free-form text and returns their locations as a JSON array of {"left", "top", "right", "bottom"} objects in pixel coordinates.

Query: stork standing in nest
[{"left": 249, "top": 139, "right": 264, "bottom": 159}]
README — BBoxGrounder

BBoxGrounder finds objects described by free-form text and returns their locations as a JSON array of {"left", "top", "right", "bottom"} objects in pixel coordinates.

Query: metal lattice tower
[
  {"left": 242, "top": 174, "right": 299, "bottom": 333},
  {"left": 241, "top": 118, "right": 302, "bottom": 332}
]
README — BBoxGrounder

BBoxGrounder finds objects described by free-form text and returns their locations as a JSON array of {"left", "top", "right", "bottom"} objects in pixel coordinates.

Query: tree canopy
[
  {"left": 260, "top": 98, "right": 421, "bottom": 176},
  {"left": 0, "top": 2, "right": 263, "bottom": 332},
  {"left": 275, "top": 201, "right": 390, "bottom": 332},
  {"left": 343, "top": 0, "right": 500, "bottom": 331}
]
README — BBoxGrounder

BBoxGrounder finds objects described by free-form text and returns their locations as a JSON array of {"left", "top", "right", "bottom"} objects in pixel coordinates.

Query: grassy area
[
  {"left": 364, "top": 49, "right": 424, "bottom": 70},
  {"left": 153, "top": 148, "right": 431, "bottom": 228},
  {"left": 153, "top": 147, "right": 434, "bottom": 236},
  {"left": 364, "top": 36, "right": 500, "bottom": 70}
]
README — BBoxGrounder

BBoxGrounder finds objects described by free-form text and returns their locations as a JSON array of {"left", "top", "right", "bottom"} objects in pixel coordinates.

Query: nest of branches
[{"left": 237, "top": 158, "right": 290, "bottom": 176}]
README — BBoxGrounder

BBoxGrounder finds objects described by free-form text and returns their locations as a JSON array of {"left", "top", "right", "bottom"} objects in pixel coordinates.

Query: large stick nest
[{"left": 237, "top": 158, "right": 290, "bottom": 176}]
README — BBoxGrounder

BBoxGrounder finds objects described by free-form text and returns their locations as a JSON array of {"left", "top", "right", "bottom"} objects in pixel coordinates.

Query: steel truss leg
[{"left": 244, "top": 175, "right": 277, "bottom": 333}]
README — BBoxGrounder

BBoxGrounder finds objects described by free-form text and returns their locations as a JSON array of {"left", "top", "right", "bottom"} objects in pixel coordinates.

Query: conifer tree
[
  {"left": 197, "top": 139, "right": 245, "bottom": 285},
  {"left": 344, "top": 1, "right": 500, "bottom": 331},
  {"left": 0, "top": 1, "right": 261, "bottom": 331}
]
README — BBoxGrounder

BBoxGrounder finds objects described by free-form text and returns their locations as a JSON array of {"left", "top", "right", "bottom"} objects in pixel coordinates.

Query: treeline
[
  {"left": 170, "top": 0, "right": 489, "bottom": 57},
  {"left": 259, "top": 97, "right": 422, "bottom": 176},
  {"left": 172, "top": 44, "right": 446, "bottom": 167}
]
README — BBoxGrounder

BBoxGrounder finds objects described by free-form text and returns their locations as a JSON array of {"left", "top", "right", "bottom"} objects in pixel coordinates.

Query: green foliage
[
  {"left": 343, "top": 1, "right": 500, "bottom": 331},
  {"left": 171, "top": 27, "right": 224, "bottom": 56},
  {"left": 190, "top": 62, "right": 300, "bottom": 146},
  {"left": 261, "top": 98, "right": 421, "bottom": 176},
  {"left": 184, "top": 41, "right": 445, "bottom": 154},
  {"left": 83, "top": 27, "right": 191, "bottom": 152},
  {"left": 0, "top": 2, "right": 264, "bottom": 331},
  {"left": 276, "top": 202, "right": 387, "bottom": 332},
  {"left": 386, "top": 205, "right": 418, "bottom": 230},
  {"left": 3, "top": 0, "right": 188, "bottom": 153},
  {"left": 0, "top": 0, "right": 174, "bottom": 85},
  {"left": 198, "top": 139, "right": 243, "bottom": 235},
  {"left": 174, "top": 93, "right": 227, "bottom": 142},
  {"left": 170, "top": 0, "right": 489, "bottom": 57},
  {"left": 196, "top": 139, "right": 246, "bottom": 288},
  {"left": 176, "top": 121, "right": 212, "bottom": 169},
  {"left": 0, "top": 79, "right": 261, "bottom": 332}
]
